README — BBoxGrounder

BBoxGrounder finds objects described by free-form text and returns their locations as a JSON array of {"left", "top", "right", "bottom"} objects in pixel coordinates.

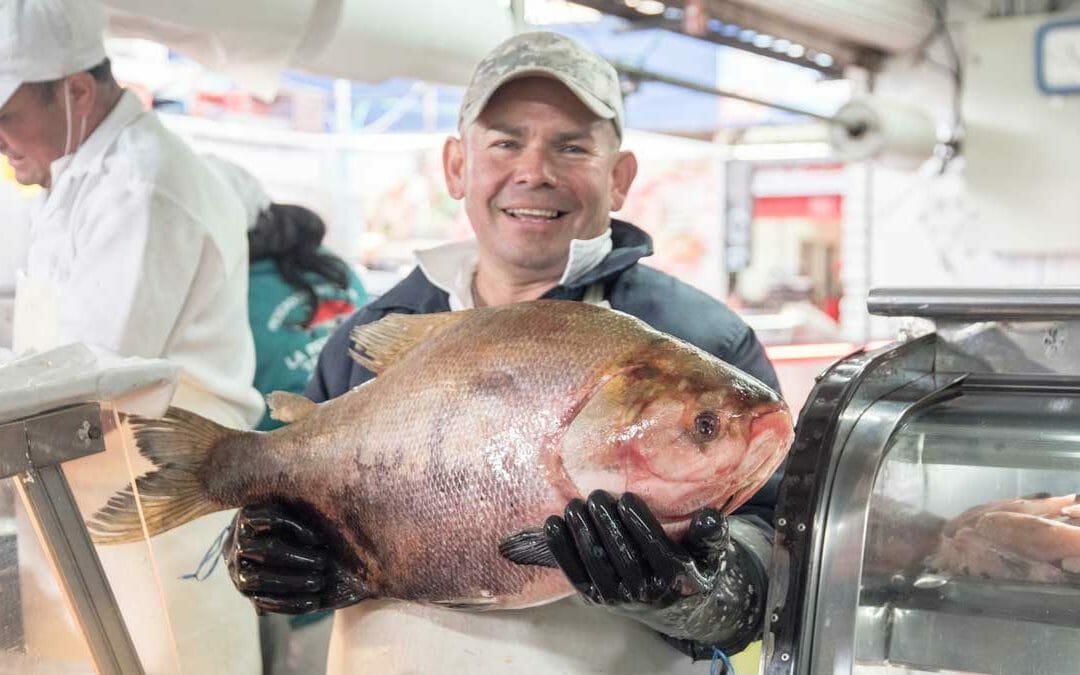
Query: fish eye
[{"left": 692, "top": 410, "right": 721, "bottom": 441}]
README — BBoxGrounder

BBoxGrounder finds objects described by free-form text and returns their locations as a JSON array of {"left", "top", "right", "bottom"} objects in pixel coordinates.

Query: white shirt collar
[
  {"left": 415, "top": 229, "right": 613, "bottom": 311},
  {"left": 559, "top": 228, "right": 612, "bottom": 286},
  {"left": 47, "top": 90, "right": 143, "bottom": 188},
  {"left": 415, "top": 240, "right": 480, "bottom": 311}
]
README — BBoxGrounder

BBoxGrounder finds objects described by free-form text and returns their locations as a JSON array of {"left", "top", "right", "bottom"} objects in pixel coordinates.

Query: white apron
[
  {"left": 12, "top": 275, "right": 260, "bottom": 675},
  {"left": 328, "top": 597, "right": 731, "bottom": 675}
]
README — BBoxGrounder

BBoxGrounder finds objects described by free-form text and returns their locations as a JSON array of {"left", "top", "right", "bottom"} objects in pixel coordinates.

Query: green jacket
[{"left": 248, "top": 253, "right": 368, "bottom": 430}]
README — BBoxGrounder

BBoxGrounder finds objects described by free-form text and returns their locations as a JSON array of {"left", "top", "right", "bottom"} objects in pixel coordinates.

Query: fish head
[{"left": 560, "top": 340, "right": 794, "bottom": 528}]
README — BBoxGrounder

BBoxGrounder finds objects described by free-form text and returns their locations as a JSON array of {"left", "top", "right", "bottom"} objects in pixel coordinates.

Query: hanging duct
[{"left": 102, "top": 0, "right": 514, "bottom": 100}]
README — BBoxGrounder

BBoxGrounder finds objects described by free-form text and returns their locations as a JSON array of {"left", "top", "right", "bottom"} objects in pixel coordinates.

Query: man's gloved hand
[
  {"left": 224, "top": 502, "right": 365, "bottom": 614},
  {"left": 544, "top": 490, "right": 768, "bottom": 656}
]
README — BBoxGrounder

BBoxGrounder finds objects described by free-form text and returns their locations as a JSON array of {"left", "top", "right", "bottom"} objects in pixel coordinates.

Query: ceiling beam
[{"left": 570, "top": 0, "right": 887, "bottom": 76}]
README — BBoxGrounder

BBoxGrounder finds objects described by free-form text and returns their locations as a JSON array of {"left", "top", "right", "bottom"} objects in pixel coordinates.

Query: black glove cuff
[
  {"left": 661, "top": 534, "right": 770, "bottom": 660},
  {"left": 713, "top": 535, "right": 769, "bottom": 654},
  {"left": 658, "top": 633, "right": 717, "bottom": 662}
]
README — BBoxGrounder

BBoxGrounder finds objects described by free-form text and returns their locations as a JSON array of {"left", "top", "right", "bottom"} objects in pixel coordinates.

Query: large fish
[{"left": 89, "top": 300, "right": 793, "bottom": 609}]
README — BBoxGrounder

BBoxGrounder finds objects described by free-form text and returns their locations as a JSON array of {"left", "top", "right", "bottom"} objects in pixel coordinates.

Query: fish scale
[{"left": 89, "top": 300, "right": 793, "bottom": 610}]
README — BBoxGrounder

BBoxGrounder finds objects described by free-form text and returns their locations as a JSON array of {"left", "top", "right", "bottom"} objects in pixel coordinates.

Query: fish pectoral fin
[
  {"left": 498, "top": 528, "right": 558, "bottom": 568},
  {"left": 266, "top": 391, "right": 317, "bottom": 423},
  {"left": 348, "top": 311, "right": 470, "bottom": 374},
  {"left": 429, "top": 597, "right": 499, "bottom": 611}
]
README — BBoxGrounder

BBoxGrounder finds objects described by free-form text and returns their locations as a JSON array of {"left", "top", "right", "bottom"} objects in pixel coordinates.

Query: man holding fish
[
  {"left": 137, "top": 31, "right": 791, "bottom": 674},
  {"left": 218, "top": 32, "right": 789, "bottom": 673}
]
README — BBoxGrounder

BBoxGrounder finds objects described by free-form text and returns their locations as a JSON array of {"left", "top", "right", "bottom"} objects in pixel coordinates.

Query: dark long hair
[{"left": 248, "top": 203, "right": 351, "bottom": 327}]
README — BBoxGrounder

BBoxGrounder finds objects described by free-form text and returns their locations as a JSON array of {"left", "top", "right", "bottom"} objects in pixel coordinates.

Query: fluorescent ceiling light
[
  {"left": 752, "top": 34, "right": 774, "bottom": 49},
  {"left": 636, "top": 0, "right": 666, "bottom": 15}
]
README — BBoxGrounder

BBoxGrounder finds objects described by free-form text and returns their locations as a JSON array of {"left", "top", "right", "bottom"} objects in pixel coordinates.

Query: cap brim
[
  {"left": 465, "top": 67, "right": 617, "bottom": 128},
  {"left": 0, "top": 79, "right": 20, "bottom": 111}
]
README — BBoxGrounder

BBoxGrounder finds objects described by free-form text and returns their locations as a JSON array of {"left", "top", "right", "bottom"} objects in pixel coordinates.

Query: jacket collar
[
  {"left": 367, "top": 219, "right": 653, "bottom": 314},
  {"left": 413, "top": 240, "right": 478, "bottom": 311}
]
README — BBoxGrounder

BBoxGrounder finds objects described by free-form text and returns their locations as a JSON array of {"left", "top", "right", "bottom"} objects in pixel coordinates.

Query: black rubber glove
[
  {"left": 224, "top": 502, "right": 365, "bottom": 614},
  {"left": 544, "top": 490, "right": 768, "bottom": 656}
]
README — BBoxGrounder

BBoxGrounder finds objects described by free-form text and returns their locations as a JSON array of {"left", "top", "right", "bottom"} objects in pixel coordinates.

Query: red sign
[{"left": 753, "top": 195, "right": 843, "bottom": 220}]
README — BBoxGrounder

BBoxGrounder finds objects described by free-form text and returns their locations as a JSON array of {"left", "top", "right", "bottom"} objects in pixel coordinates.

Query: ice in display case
[{"left": 764, "top": 288, "right": 1080, "bottom": 675}]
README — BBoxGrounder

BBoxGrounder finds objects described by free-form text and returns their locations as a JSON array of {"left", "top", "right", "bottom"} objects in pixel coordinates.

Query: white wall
[
  {"left": 841, "top": 10, "right": 1080, "bottom": 341},
  {"left": 964, "top": 12, "right": 1080, "bottom": 255},
  {"left": 839, "top": 45, "right": 958, "bottom": 340}
]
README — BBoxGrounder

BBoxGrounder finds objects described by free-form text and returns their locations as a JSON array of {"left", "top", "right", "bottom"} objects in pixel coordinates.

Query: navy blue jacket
[{"left": 305, "top": 219, "right": 782, "bottom": 514}]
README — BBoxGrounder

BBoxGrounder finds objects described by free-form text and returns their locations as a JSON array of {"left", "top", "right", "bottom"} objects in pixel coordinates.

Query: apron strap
[{"left": 582, "top": 282, "right": 610, "bottom": 308}]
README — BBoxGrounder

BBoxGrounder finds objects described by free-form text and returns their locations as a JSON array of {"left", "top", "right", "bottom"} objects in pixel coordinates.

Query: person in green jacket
[
  {"left": 247, "top": 202, "right": 368, "bottom": 431},
  {"left": 205, "top": 153, "right": 368, "bottom": 432}
]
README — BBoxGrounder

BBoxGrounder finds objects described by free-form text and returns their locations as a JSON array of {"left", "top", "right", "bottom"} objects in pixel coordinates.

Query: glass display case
[{"left": 765, "top": 288, "right": 1080, "bottom": 675}]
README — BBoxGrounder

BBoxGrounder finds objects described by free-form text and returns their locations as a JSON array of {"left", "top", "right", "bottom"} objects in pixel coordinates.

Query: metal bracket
[
  {"left": 0, "top": 403, "right": 106, "bottom": 479},
  {"left": 1, "top": 402, "right": 144, "bottom": 674}
]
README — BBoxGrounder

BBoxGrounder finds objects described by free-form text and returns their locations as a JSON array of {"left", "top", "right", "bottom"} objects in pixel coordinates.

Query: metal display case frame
[{"left": 764, "top": 288, "right": 1080, "bottom": 675}]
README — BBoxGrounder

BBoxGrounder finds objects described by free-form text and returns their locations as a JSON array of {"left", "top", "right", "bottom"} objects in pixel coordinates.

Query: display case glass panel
[{"left": 855, "top": 387, "right": 1080, "bottom": 675}]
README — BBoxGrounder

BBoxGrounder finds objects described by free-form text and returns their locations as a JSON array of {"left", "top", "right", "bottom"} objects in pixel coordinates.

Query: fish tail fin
[{"left": 88, "top": 407, "right": 240, "bottom": 545}]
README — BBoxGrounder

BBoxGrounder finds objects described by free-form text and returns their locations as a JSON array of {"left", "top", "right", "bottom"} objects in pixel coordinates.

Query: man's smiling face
[
  {"left": 0, "top": 83, "right": 68, "bottom": 187},
  {"left": 444, "top": 76, "right": 636, "bottom": 279}
]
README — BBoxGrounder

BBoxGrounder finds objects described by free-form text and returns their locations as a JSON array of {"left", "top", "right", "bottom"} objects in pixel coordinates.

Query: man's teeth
[{"left": 506, "top": 208, "right": 559, "bottom": 219}]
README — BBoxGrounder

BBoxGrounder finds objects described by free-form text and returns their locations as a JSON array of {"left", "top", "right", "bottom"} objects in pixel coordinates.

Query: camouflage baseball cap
[{"left": 458, "top": 31, "right": 624, "bottom": 138}]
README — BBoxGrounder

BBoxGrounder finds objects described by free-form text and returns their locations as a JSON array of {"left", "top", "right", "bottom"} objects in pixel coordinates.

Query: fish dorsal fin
[
  {"left": 266, "top": 391, "right": 318, "bottom": 424},
  {"left": 349, "top": 311, "right": 470, "bottom": 374}
]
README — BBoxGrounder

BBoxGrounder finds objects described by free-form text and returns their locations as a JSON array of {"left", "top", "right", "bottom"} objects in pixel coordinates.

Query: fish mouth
[{"left": 749, "top": 404, "right": 793, "bottom": 448}]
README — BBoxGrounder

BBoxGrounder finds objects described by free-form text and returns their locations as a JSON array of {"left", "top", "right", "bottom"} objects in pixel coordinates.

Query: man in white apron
[
  {"left": 225, "top": 32, "right": 780, "bottom": 674},
  {"left": 0, "top": 1, "right": 263, "bottom": 672}
]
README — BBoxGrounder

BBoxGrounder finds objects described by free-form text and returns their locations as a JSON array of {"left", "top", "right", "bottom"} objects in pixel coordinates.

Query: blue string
[
  {"left": 710, "top": 647, "right": 734, "bottom": 675},
  {"left": 180, "top": 526, "right": 230, "bottom": 581}
]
